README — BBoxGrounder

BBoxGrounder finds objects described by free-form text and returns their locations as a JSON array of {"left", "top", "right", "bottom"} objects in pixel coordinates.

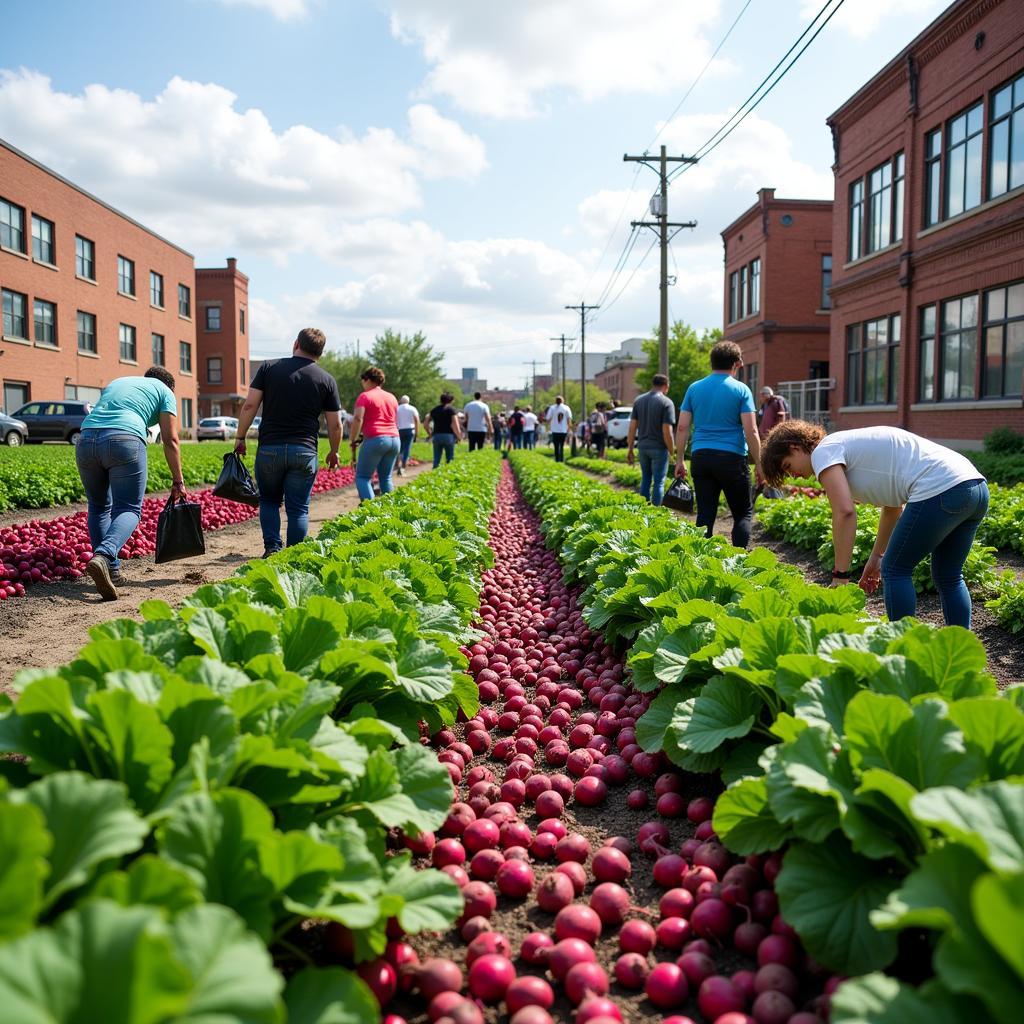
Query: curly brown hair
[
  {"left": 760, "top": 419, "right": 826, "bottom": 487},
  {"left": 361, "top": 366, "right": 386, "bottom": 386}
]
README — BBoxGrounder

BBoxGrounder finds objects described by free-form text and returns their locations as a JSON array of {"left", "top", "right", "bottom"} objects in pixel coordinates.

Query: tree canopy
[{"left": 635, "top": 322, "right": 721, "bottom": 408}]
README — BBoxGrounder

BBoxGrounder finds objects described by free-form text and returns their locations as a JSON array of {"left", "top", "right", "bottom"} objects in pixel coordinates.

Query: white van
[{"left": 605, "top": 406, "right": 632, "bottom": 447}]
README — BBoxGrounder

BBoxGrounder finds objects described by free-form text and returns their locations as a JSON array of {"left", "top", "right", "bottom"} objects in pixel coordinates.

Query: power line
[
  {"left": 592, "top": 223, "right": 642, "bottom": 309},
  {"left": 594, "top": 236, "right": 658, "bottom": 319}
]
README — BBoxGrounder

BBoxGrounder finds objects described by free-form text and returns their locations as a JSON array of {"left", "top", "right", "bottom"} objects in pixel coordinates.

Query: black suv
[{"left": 12, "top": 401, "right": 93, "bottom": 444}]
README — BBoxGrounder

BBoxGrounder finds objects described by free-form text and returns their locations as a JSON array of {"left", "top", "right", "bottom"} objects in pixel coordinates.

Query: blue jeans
[
  {"left": 882, "top": 478, "right": 989, "bottom": 628},
  {"left": 493, "top": 430, "right": 504, "bottom": 450},
  {"left": 254, "top": 443, "right": 318, "bottom": 551},
  {"left": 509, "top": 432, "right": 524, "bottom": 449},
  {"left": 638, "top": 444, "right": 671, "bottom": 506},
  {"left": 523, "top": 432, "right": 536, "bottom": 450},
  {"left": 356, "top": 435, "right": 400, "bottom": 500},
  {"left": 76, "top": 429, "right": 147, "bottom": 571},
  {"left": 432, "top": 433, "right": 456, "bottom": 467},
  {"left": 398, "top": 428, "right": 415, "bottom": 467}
]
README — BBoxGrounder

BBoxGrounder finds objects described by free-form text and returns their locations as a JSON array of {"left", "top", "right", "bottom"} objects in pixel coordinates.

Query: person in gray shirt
[{"left": 626, "top": 373, "right": 677, "bottom": 505}]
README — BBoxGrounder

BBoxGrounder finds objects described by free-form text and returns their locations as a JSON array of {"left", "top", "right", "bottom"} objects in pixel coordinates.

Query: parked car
[
  {"left": 12, "top": 401, "right": 92, "bottom": 444},
  {"left": 246, "top": 416, "right": 262, "bottom": 439},
  {"left": 605, "top": 406, "right": 633, "bottom": 447},
  {"left": 0, "top": 411, "right": 28, "bottom": 446},
  {"left": 196, "top": 416, "right": 238, "bottom": 441}
]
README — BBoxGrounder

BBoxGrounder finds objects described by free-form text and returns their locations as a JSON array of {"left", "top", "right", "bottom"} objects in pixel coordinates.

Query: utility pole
[
  {"left": 565, "top": 303, "right": 599, "bottom": 418},
  {"left": 623, "top": 144, "right": 698, "bottom": 375},
  {"left": 522, "top": 359, "right": 540, "bottom": 409},
  {"left": 549, "top": 334, "right": 574, "bottom": 398}
]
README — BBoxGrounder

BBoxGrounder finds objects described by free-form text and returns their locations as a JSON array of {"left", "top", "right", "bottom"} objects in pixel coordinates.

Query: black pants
[
  {"left": 468, "top": 431, "right": 486, "bottom": 451},
  {"left": 592, "top": 432, "right": 606, "bottom": 456},
  {"left": 552, "top": 433, "right": 567, "bottom": 462},
  {"left": 691, "top": 449, "right": 754, "bottom": 549}
]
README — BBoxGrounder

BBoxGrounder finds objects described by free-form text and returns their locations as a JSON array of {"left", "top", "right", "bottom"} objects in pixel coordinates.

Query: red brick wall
[
  {"left": 195, "top": 260, "right": 250, "bottom": 418},
  {"left": 0, "top": 143, "right": 198, "bottom": 429},
  {"left": 828, "top": 0, "right": 1024, "bottom": 444},
  {"left": 595, "top": 362, "right": 644, "bottom": 404}
]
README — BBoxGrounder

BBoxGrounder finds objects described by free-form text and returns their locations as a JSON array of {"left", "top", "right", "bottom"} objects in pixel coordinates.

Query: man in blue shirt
[{"left": 674, "top": 340, "right": 764, "bottom": 548}]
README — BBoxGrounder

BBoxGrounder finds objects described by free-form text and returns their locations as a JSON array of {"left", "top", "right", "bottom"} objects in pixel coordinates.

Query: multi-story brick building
[
  {"left": 195, "top": 258, "right": 250, "bottom": 419},
  {"left": 827, "top": 0, "right": 1024, "bottom": 446},
  {"left": 0, "top": 139, "right": 199, "bottom": 434},
  {"left": 721, "top": 188, "right": 834, "bottom": 416},
  {"left": 594, "top": 337, "right": 648, "bottom": 405}
]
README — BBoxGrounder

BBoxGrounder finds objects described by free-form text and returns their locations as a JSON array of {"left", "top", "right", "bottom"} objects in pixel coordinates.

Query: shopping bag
[
  {"left": 662, "top": 476, "right": 695, "bottom": 513},
  {"left": 155, "top": 496, "right": 206, "bottom": 563},
  {"left": 753, "top": 483, "right": 785, "bottom": 501},
  {"left": 212, "top": 452, "right": 260, "bottom": 506}
]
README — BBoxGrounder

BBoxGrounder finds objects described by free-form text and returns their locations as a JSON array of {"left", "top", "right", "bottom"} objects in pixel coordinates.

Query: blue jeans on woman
[
  {"left": 254, "top": 443, "right": 319, "bottom": 551},
  {"left": 881, "top": 478, "right": 989, "bottom": 627},
  {"left": 398, "top": 428, "right": 415, "bottom": 467},
  {"left": 638, "top": 444, "right": 671, "bottom": 506},
  {"left": 76, "top": 429, "right": 148, "bottom": 572},
  {"left": 356, "top": 435, "right": 400, "bottom": 500},
  {"left": 432, "top": 433, "right": 456, "bottom": 467}
]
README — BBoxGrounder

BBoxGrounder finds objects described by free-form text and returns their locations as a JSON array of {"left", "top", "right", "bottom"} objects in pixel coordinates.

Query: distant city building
[
  {"left": 481, "top": 387, "right": 527, "bottom": 408},
  {"left": 448, "top": 366, "right": 488, "bottom": 393},
  {"left": 595, "top": 337, "right": 648, "bottom": 405},
  {"left": 551, "top": 350, "right": 609, "bottom": 384}
]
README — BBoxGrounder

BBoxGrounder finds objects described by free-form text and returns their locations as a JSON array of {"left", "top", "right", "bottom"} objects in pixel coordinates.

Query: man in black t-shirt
[
  {"left": 506, "top": 406, "right": 525, "bottom": 450},
  {"left": 234, "top": 328, "right": 342, "bottom": 556}
]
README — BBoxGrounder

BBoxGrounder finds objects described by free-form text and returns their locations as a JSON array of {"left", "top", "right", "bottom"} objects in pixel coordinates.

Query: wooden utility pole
[
  {"left": 623, "top": 145, "right": 698, "bottom": 375},
  {"left": 549, "top": 334, "right": 574, "bottom": 398},
  {"left": 522, "top": 359, "right": 540, "bottom": 409},
  {"left": 565, "top": 304, "right": 598, "bottom": 418}
]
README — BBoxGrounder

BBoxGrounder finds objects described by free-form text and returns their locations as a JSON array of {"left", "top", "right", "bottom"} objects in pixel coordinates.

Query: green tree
[
  {"left": 534, "top": 381, "right": 613, "bottom": 419},
  {"left": 368, "top": 329, "right": 447, "bottom": 414},
  {"left": 318, "top": 348, "right": 365, "bottom": 410},
  {"left": 635, "top": 322, "right": 721, "bottom": 408}
]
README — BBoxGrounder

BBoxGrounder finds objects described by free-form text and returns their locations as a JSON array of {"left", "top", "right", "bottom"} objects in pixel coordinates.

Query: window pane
[
  {"left": 920, "top": 336, "right": 935, "bottom": 401},
  {"left": 960, "top": 327, "right": 977, "bottom": 398},
  {"left": 928, "top": 129, "right": 942, "bottom": 158},
  {"left": 950, "top": 112, "right": 966, "bottom": 145},
  {"left": 942, "top": 334, "right": 960, "bottom": 399},
  {"left": 986, "top": 287, "right": 1006, "bottom": 322},
  {"left": 921, "top": 305, "right": 936, "bottom": 338},
  {"left": 946, "top": 145, "right": 965, "bottom": 217},
  {"left": 1006, "top": 321, "right": 1024, "bottom": 397},
  {"left": 984, "top": 326, "right": 1004, "bottom": 396},
  {"left": 993, "top": 84, "right": 1012, "bottom": 119},
  {"left": 965, "top": 135, "right": 982, "bottom": 210},
  {"left": 1012, "top": 108, "right": 1024, "bottom": 190},
  {"left": 943, "top": 299, "right": 961, "bottom": 332},
  {"left": 1008, "top": 282, "right": 1024, "bottom": 319},
  {"left": 967, "top": 103, "right": 983, "bottom": 136},
  {"left": 962, "top": 295, "right": 978, "bottom": 329},
  {"left": 847, "top": 353, "right": 859, "bottom": 404},
  {"left": 990, "top": 119, "right": 1010, "bottom": 196},
  {"left": 927, "top": 162, "right": 941, "bottom": 225}
]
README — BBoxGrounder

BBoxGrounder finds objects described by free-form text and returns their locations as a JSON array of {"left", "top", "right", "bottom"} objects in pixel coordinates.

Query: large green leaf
[
  {"left": 775, "top": 835, "right": 899, "bottom": 974},
  {"left": 713, "top": 776, "right": 791, "bottom": 855},
  {"left": 670, "top": 676, "right": 761, "bottom": 755},
  {"left": 280, "top": 599, "right": 348, "bottom": 675},
  {"left": 634, "top": 684, "right": 697, "bottom": 752},
  {"left": 283, "top": 967, "right": 378, "bottom": 1024},
  {"left": 973, "top": 871, "right": 1024, "bottom": 982},
  {"left": 948, "top": 697, "right": 1024, "bottom": 781},
  {"left": 0, "top": 802, "right": 51, "bottom": 940},
  {"left": 91, "top": 855, "right": 203, "bottom": 915},
  {"left": 652, "top": 622, "right": 719, "bottom": 683},
  {"left": 383, "top": 856, "right": 463, "bottom": 933},
  {"left": 831, "top": 973, "right": 986, "bottom": 1024},
  {"left": 392, "top": 640, "right": 455, "bottom": 704}
]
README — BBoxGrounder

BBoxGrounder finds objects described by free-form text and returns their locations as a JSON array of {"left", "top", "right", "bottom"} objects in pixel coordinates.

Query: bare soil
[{"left": 0, "top": 465, "right": 428, "bottom": 695}]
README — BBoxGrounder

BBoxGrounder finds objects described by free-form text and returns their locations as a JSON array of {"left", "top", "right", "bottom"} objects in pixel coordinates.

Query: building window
[
  {"left": 34, "top": 299, "right": 56, "bottom": 346},
  {"left": 152, "top": 332, "right": 165, "bottom": 366},
  {"left": 76, "top": 235, "right": 95, "bottom": 280},
  {"left": 989, "top": 72, "right": 1024, "bottom": 199},
  {"left": 78, "top": 311, "right": 97, "bottom": 354},
  {"left": 205, "top": 306, "right": 221, "bottom": 331},
  {"left": 848, "top": 180, "right": 864, "bottom": 260},
  {"left": 2, "top": 288, "right": 27, "bottom": 338},
  {"left": 180, "top": 340, "right": 192, "bottom": 373},
  {"left": 846, "top": 314, "right": 900, "bottom": 405},
  {"left": 31, "top": 215, "right": 54, "bottom": 264},
  {"left": 867, "top": 161, "right": 892, "bottom": 254},
  {"left": 150, "top": 271, "right": 164, "bottom": 308},
  {"left": 982, "top": 281, "right": 1024, "bottom": 398},
  {"left": 744, "top": 362, "right": 759, "bottom": 398},
  {"left": 728, "top": 271, "right": 740, "bottom": 323},
  {"left": 893, "top": 152, "right": 905, "bottom": 243},
  {"left": 919, "top": 305, "right": 936, "bottom": 401},
  {"left": 0, "top": 198, "right": 25, "bottom": 252},
  {"left": 749, "top": 258, "right": 761, "bottom": 316},
  {"left": 940, "top": 295, "right": 978, "bottom": 400},
  {"left": 240, "top": 356, "right": 246, "bottom": 383},
  {"left": 207, "top": 356, "right": 223, "bottom": 384},
  {"left": 180, "top": 397, "right": 193, "bottom": 430},
  {"left": 739, "top": 266, "right": 749, "bottom": 320},
  {"left": 821, "top": 255, "right": 833, "bottom": 310},
  {"left": 925, "top": 129, "right": 942, "bottom": 227},
  {"left": 239, "top": 307, "right": 246, "bottom": 334},
  {"left": 178, "top": 283, "right": 191, "bottom": 318},
  {"left": 119, "top": 323, "right": 137, "bottom": 362},
  {"left": 117, "top": 256, "right": 135, "bottom": 296},
  {"left": 945, "top": 102, "right": 984, "bottom": 219}
]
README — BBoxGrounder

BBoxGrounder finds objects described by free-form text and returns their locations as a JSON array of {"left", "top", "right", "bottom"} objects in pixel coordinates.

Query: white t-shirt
[
  {"left": 464, "top": 400, "right": 491, "bottom": 432},
  {"left": 810, "top": 427, "right": 983, "bottom": 507},
  {"left": 395, "top": 403, "right": 419, "bottom": 430},
  {"left": 546, "top": 403, "right": 572, "bottom": 434},
  {"left": 523, "top": 412, "right": 539, "bottom": 432}
]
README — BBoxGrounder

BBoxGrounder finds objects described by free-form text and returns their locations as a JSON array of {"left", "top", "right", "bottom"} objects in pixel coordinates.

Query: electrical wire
[
  {"left": 594, "top": 235, "right": 658, "bottom": 320},
  {"left": 592, "top": 222, "right": 643, "bottom": 310}
]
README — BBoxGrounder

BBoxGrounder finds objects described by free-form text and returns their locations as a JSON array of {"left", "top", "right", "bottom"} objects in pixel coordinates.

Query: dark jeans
[
  {"left": 493, "top": 430, "right": 504, "bottom": 450},
  {"left": 432, "top": 432, "right": 456, "bottom": 467},
  {"left": 509, "top": 432, "right": 524, "bottom": 449},
  {"left": 398, "top": 428, "right": 415, "bottom": 466},
  {"left": 691, "top": 448, "right": 754, "bottom": 548},
  {"left": 552, "top": 433, "right": 567, "bottom": 462},
  {"left": 254, "top": 443, "right": 318, "bottom": 551},
  {"left": 592, "top": 432, "right": 607, "bottom": 456},
  {"left": 468, "top": 431, "right": 487, "bottom": 451},
  {"left": 523, "top": 431, "right": 536, "bottom": 450},
  {"left": 882, "top": 478, "right": 989, "bottom": 627},
  {"left": 638, "top": 444, "right": 670, "bottom": 505},
  {"left": 76, "top": 428, "right": 148, "bottom": 571}
]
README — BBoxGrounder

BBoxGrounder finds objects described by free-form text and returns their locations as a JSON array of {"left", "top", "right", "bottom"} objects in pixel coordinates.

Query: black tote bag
[
  {"left": 155, "top": 496, "right": 206, "bottom": 564},
  {"left": 662, "top": 476, "right": 695, "bottom": 513},
  {"left": 212, "top": 452, "right": 260, "bottom": 506}
]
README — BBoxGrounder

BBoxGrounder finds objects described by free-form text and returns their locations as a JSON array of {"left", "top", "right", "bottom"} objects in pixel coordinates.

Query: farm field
[{"left": 0, "top": 447, "right": 1020, "bottom": 1023}]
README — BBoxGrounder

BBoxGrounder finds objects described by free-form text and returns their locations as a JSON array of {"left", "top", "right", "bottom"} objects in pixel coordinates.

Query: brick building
[
  {"left": 828, "top": 0, "right": 1024, "bottom": 446},
  {"left": 0, "top": 139, "right": 199, "bottom": 433},
  {"left": 195, "top": 258, "right": 250, "bottom": 419},
  {"left": 721, "top": 189, "right": 833, "bottom": 412},
  {"left": 594, "top": 337, "right": 648, "bottom": 405}
]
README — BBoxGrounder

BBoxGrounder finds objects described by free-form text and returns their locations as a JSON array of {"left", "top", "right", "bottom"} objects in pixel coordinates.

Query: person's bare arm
[
  {"left": 820, "top": 465, "right": 857, "bottom": 581},
  {"left": 452, "top": 414, "right": 463, "bottom": 441},
  {"left": 413, "top": 411, "right": 421, "bottom": 439},
  {"left": 741, "top": 411, "right": 764, "bottom": 486},
  {"left": 159, "top": 412, "right": 187, "bottom": 500},
  {"left": 349, "top": 406, "right": 365, "bottom": 457},
  {"left": 662, "top": 420, "right": 675, "bottom": 458},
  {"left": 233, "top": 387, "right": 263, "bottom": 455},
  {"left": 626, "top": 416, "right": 638, "bottom": 465},
  {"left": 674, "top": 410, "right": 692, "bottom": 477},
  {"left": 860, "top": 504, "right": 902, "bottom": 593},
  {"left": 324, "top": 411, "right": 342, "bottom": 469}
]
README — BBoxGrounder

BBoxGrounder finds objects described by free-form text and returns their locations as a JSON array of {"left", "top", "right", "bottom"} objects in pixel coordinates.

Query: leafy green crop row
[
  {"left": 509, "top": 451, "right": 1024, "bottom": 1024},
  {"left": 0, "top": 452, "right": 503, "bottom": 1022}
]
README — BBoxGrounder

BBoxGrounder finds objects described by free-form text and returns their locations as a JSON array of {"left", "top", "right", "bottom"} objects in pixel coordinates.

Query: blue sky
[{"left": 1, "top": 0, "right": 950, "bottom": 389}]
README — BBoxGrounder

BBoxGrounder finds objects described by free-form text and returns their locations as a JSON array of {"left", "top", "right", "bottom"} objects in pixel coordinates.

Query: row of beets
[
  {"left": 363, "top": 464, "right": 837, "bottom": 1024},
  {"left": 0, "top": 465, "right": 357, "bottom": 599}
]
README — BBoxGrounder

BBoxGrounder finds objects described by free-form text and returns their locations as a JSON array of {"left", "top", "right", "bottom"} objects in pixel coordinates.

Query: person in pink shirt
[{"left": 350, "top": 366, "right": 400, "bottom": 501}]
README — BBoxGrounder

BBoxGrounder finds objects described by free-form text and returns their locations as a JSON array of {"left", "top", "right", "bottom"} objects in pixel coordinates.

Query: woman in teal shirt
[{"left": 76, "top": 366, "right": 187, "bottom": 600}]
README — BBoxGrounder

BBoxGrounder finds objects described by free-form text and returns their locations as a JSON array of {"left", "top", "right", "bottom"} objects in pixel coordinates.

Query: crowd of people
[{"left": 74, "top": 331, "right": 991, "bottom": 632}]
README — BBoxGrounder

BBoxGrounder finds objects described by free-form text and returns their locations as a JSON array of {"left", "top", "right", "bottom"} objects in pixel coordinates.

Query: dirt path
[{"left": 0, "top": 465, "right": 429, "bottom": 693}]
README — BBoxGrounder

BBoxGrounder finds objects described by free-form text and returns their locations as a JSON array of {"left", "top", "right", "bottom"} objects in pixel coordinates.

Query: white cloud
[
  {"left": 0, "top": 70, "right": 485, "bottom": 262},
  {"left": 208, "top": 0, "right": 313, "bottom": 20},
  {"left": 387, "top": 0, "right": 728, "bottom": 118},
  {"left": 799, "top": 0, "right": 947, "bottom": 39}
]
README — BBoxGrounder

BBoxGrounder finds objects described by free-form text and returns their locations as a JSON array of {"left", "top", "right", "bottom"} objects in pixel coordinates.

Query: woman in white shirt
[{"left": 761, "top": 421, "right": 988, "bottom": 628}]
